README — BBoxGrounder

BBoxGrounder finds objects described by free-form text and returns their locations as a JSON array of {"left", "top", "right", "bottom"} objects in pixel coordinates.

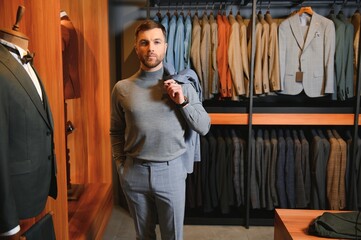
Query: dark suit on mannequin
[{"left": 0, "top": 43, "right": 57, "bottom": 235}]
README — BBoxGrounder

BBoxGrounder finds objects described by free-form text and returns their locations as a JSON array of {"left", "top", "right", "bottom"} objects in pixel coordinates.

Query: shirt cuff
[{"left": 0, "top": 225, "right": 20, "bottom": 236}]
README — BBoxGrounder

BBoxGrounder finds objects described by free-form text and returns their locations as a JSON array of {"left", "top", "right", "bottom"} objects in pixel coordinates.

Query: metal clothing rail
[
  {"left": 146, "top": 0, "right": 361, "bottom": 229},
  {"left": 149, "top": 0, "right": 361, "bottom": 7}
]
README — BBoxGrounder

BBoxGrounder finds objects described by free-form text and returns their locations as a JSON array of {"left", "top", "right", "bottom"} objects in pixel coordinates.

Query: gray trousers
[{"left": 118, "top": 156, "right": 187, "bottom": 240}]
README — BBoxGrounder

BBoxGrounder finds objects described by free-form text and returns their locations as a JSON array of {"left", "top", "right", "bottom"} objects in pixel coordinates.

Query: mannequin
[
  {"left": 0, "top": 6, "right": 57, "bottom": 239},
  {"left": 0, "top": 5, "right": 29, "bottom": 50},
  {"left": 60, "top": 10, "right": 82, "bottom": 200}
]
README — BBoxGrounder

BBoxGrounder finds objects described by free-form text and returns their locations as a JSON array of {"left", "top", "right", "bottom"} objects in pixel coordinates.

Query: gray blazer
[
  {"left": 0, "top": 44, "right": 57, "bottom": 233},
  {"left": 279, "top": 12, "right": 335, "bottom": 97}
]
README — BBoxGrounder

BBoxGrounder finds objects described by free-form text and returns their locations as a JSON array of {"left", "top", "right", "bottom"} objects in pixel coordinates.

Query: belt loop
[{"left": 167, "top": 161, "right": 169, "bottom": 166}]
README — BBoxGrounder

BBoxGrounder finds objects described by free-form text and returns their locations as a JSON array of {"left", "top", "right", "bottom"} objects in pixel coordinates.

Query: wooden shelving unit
[{"left": 209, "top": 113, "right": 358, "bottom": 125}]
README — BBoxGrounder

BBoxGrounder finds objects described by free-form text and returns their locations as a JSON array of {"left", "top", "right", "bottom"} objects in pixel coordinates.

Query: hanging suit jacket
[
  {"left": 326, "top": 129, "right": 342, "bottom": 210},
  {"left": 174, "top": 13, "right": 185, "bottom": 72},
  {"left": 299, "top": 129, "right": 311, "bottom": 206},
  {"left": 278, "top": 12, "right": 335, "bottom": 97},
  {"left": 351, "top": 11, "right": 361, "bottom": 95},
  {"left": 258, "top": 13, "right": 270, "bottom": 94},
  {"left": 228, "top": 14, "right": 245, "bottom": 98},
  {"left": 310, "top": 129, "right": 329, "bottom": 210},
  {"left": 164, "top": 63, "right": 210, "bottom": 173},
  {"left": 236, "top": 14, "right": 250, "bottom": 97},
  {"left": 276, "top": 129, "right": 287, "bottom": 208},
  {"left": 248, "top": 18, "right": 263, "bottom": 95},
  {"left": 61, "top": 12, "right": 81, "bottom": 99},
  {"left": 200, "top": 13, "right": 211, "bottom": 100},
  {"left": 206, "top": 130, "right": 219, "bottom": 208},
  {"left": 337, "top": 12, "right": 354, "bottom": 99},
  {"left": 332, "top": 129, "right": 347, "bottom": 210},
  {"left": 190, "top": 14, "right": 202, "bottom": 85},
  {"left": 270, "top": 129, "right": 279, "bottom": 207},
  {"left": 265, "top": 12, "right": 281, "bottom": 92},
  {"left": 329, "top": 14, "right": 346, "bottom": 100},
  {"left": 209, "top": 13, "right": 219, "bottom": 98},
  {"left": 0, "top": 44, "right": 57, "bottom": 233},
  {"left": 293, "top": 130, "right": 308, "bottom": 208}
]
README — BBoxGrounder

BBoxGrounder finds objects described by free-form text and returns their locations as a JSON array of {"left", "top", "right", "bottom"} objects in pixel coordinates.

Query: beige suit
[
  {"left": 278, "top": 12, "right": 335, "bottom": 97},
  {"left": 236, "top": 14, "right": 250, "bottom": 96},
  {"left": 248, "top": 19, "right": 263, "bottom": 95},
  {"left": 200, "top": 13, "right": 211, "bottom": 100},
  {"left": 258, "top": 13, "right": 270, "bottom": 94},
  {"left": 265, "top": 13, "right": 281, "bottom": 92},
  {"left": 228, "top": 14, "right": 245, "bottom": 98},
  {"left": 190, "top": 14, "right": 202, "bottom": 84},
  {"left": 209, "top": 13, "right": 219, "bottom": 97}
]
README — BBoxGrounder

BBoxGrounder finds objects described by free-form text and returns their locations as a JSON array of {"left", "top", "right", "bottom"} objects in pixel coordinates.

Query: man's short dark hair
[{"left": 135, "top": 20, "right": 167, "bottom": 42}]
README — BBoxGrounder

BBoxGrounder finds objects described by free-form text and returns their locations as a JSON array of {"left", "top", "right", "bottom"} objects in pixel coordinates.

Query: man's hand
[{"left": 164, "top": 79, "right": 185, "bottom": 104}]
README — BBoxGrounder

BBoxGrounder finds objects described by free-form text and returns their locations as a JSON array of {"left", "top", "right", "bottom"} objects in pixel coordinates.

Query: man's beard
[{"left": 140, "top": 54, "right": 163, "bottom": 69}]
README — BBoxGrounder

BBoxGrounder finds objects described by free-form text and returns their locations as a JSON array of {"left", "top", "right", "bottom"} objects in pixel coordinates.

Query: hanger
[
  {"left": 156, "top": 4, "right": 162, "bottom": 19},
  {"left": 298, "top": 6, "right": 313, "bottom": 16},
  {"left": 265, "top": 0, "right": 271, "bottom": 14},
  {"left": 0, "top": 5, "right": 29, "bottom": 50},
  {"left": 257, "top": 0, "right": 262, "bottom": 15},
  {"left": 257, "top": 0, "right": 263, "bottom": 21},
  {"left": 329, "top": 0, "right": 336, "bottom": 15},
  {"left": 210, "top": 1, "right": 215, "bottom": 16},
  {"left": 338, "top": 0, "right": 347, "bottom": 15},
  {"left": 355, "top": 0, "right": 360, "bottom": 13},
  {"left": 203, "top": 2, "right": 208, "bottom": 16}
]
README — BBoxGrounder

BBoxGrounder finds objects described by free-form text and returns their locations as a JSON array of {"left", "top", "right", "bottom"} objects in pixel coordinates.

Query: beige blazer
[
  {"left": 228, "top": 14, "right": 245, "bottom": 97},
  {"left": 190, "top": 14, "right": 202, "bottom": 84},
  {"left": 265, "top": 13, "right": 281, "bottom": 92},
  {"left": 258, "top": 13, "right": 270, "bottom": 94},
  {"left": 248, "top": 19, "right": 263, "bottom": 95},
  {"left": 200, "top": 13, "right": 211, "bottom": 100},
  {"left": 236, "top": 14, "right": 250, "bottom": 96},
  {"left": 209, "top": 13, "right": 219, "bottom": 97},
  {"left": 278, "top": 12, "right": 335, "bottom": 97}
]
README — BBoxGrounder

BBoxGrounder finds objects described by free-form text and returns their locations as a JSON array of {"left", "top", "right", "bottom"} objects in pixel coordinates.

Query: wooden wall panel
[
  {"left": 60, "top": 0, "right": 112, "bottom": 184},
  {"left": 0, "top": 1, "right": 69, "bottom": 239}
]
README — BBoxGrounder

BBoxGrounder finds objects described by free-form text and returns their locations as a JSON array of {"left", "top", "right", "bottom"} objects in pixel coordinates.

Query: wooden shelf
[
  {"left": 209, "top": 113, "right": 358, "bottom": 125},
  {"left": 68, "top": 183, "right": 113, "bottom": 240}
]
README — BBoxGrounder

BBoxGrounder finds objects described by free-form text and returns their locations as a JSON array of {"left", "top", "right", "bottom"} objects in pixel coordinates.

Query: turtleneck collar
[{"left": 137, "top": 67, "right": 164, "bottom": 80}]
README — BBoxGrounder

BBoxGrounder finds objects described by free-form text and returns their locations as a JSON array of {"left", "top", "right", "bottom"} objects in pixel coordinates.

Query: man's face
[{"left": 135, "top": 28, "right": 167, "bottom": 72}]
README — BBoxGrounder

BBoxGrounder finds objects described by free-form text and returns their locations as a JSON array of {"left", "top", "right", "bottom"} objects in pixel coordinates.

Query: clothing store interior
[{"left": 1, "top": 0, "right": 361, "bottom": 239}]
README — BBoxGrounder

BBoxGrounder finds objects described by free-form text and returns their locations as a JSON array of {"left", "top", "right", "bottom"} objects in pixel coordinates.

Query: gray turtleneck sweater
[{"left": 110, "top": 67, "right": 209, "bottom": 164}]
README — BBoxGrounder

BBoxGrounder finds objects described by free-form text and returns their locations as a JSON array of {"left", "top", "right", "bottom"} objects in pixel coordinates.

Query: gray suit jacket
[
  {"left": 279, "top": 12, "right": 335, "bottom": 97},
  {"left": 0, "top": 44, "right": 57, "bottom": 233}
]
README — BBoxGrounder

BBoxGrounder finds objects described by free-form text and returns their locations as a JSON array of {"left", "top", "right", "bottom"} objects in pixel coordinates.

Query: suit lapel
[
  {"left": 303, "top": 13, "right": 321, "bottom": 51},
  {"left": 0, "top": 45, "right": 52, "bottom": 129},
  {"left": 289, "top": 14, "right": 305, "bottom": 50}
]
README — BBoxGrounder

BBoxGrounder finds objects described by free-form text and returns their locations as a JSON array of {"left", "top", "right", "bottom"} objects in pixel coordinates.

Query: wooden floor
[{"left": 68, "top": 183, "right": 113, "bottom": 240}]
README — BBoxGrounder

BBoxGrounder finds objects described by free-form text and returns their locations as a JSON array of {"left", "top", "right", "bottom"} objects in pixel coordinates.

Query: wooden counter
[{"left": 274, "top": 209, "right": 348, "bottom": 240}]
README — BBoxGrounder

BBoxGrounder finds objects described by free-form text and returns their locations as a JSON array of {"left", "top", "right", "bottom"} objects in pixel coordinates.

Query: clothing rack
[
  {"left": 146, "top": 0, "right": 361, "bottom": 19},
  {"left": 145, "top": 0, "right": 361, "bottom": 229},
  {"left": 149, "top": 0, "right": 361, "bottom": 8}
]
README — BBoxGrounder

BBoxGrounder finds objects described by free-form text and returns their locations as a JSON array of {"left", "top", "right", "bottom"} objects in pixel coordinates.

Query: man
[{"left": 110, "top": 20, "right": 210, "bottom": 240}]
